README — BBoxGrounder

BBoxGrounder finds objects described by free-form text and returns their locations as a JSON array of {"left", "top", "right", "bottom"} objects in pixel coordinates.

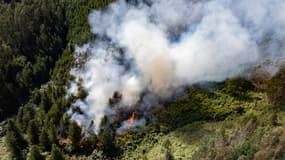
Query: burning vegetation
[
  {"left": 127, "top": 112, "right": 136, "bottom": 129},
  {"left": 59, "top": 138, "right": 72, "bottom": 146},
  {"left": 3, "top": 0, "right": 285, "bottom": 160}
]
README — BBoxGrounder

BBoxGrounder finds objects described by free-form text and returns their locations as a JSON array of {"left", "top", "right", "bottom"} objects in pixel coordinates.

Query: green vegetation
[
  {"left": 27, "top": 120, "right": 39, "bottom": 145},
  {"left": 265, "top": 67, "right": 285, "bottom": 106},
  {"left": 0, "top": 0, "right": 67, "bottom": 120},
  {"left": 6, "top": 120, "right": 27, "bottom": 159},
  {"left": 0, "top": 0, "right": 114, "bottom": 120},
  {"left": 51, "top": 144, "right": 65, "bottom": 160},
  {"left": 68, "top": 122, "right": 82, "bottom": 153},
  {"left": 115, "top": 88, "right": 285, "bottom": 160},
  {"left": 28, "top": 146, "right": 44, "bottom": 160},
  {"left": 0, "top": 0, "right": 118, "bottom": 159},
  {"left": 1, "top": 0, "right": 285, "bottom": 160}
]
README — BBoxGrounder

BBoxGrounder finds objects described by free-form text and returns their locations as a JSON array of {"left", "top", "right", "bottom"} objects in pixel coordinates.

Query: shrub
[
  {"left": 28, "top": 146, "right": 44, "bottom": 160},
  {"left": 39, "top": 128, "right": 50, "bottom": 151},
  {"left": 233, "top": 140, "right": 257, "bottom": 160},
  {"left": 68, "top": 122, "right": 82, "bottom": 152},
  {"left": 27, "top": 120, "right": 39, "bottom": 144},
  {"left": 221, "top": 77, "right": 255, "bottom": 98},
  {"left": 265, "top": 67, "right": 285, "bottom": 106},
  {"left": 6, "top": 120, "right": 27, "bottom": 159},
  {"left": 51, "top": 144, "right": 65, "bottom": 160}
]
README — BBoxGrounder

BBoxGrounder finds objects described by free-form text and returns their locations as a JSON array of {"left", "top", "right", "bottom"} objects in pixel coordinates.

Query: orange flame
[
  {"left": 78, "top": 139, "right": 85, "bottom": 149},
  {"left": 59, "top": 138, "right": 72, "bottom": 146},
  {"left": 127, "top": 112, "right": 136, "bottom": 129}
]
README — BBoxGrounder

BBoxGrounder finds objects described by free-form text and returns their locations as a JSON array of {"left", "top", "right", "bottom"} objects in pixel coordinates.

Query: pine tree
[
  {"left": 48, "top": 124, "right": 58, "bottom": 145},
  {"left": 6, "top": 120, "right": 26, "bottom": 159},
  {"left": 27, "top": 120, "right": 39, "bottom": 144},
  {"left": 48, "top": 103, "right": 62, "bottom": 124},
  {"left": 51, "top": 144, "right": 65, "bottom": 160},
  {"left": 68, "top": 122, "right": 82, "bottom": 152},
  {"left": 28, "top": 146, "right": 44, "bottom": 160},
  {"left": 22, "top": 104, "right": 35, "bottom": 132},
  {"left": 10, "top": 0, "right": 16, "bottom": 8},
  {"left": 16, "top": 106, "right": 24, "bottom": 130},
  {"left": 265, "top": 67, "right": 285, "bottom": 106},
  {"left": 39, "top": 93, "right": 51, "bottom": 112},
  {"left": 39, "top": 128, "right": 50, "bottom": 151},
  {"left": 98, "top": 127, "right": 116, "bottom": 157}
]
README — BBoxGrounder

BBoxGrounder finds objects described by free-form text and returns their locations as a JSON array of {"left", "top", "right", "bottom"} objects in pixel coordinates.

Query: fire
[
  {"left": 127, "top": 112, "right": 136, "bottom": 129},
  {"left": 78, "top": 139, "right": 85, "bottom": 149},
  {"left": 59, "top": 138, "right": 85, "bottom": 149},
  {"left": 59, "top": 138, "right": 72, "bottom": 146}
]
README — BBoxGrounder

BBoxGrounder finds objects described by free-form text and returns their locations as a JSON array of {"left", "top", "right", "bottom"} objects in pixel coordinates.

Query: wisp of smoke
[{"left": 67, "top": 0, "right": 285, "bottom": 133}]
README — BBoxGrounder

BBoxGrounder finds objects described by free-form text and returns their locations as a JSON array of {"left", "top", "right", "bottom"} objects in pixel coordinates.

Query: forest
[{"left": 1, "top": 0, "right": 285, "bottom": 160}]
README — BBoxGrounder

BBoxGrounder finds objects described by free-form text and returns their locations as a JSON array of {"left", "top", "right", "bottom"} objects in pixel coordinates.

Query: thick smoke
[{"left": 67, "top": 0, "right": 285, "bottom": 133}]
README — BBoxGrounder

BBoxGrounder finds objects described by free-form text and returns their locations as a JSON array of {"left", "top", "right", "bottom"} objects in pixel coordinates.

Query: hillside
[
  {"left": 3, "top": 78, "right": 283, "bottom": 160},
  {"left": 1, "top": 0, "right": 285, "bottom": 160},
  {"left": 116, "top": 89, "right": 285, "bottom": 160}
]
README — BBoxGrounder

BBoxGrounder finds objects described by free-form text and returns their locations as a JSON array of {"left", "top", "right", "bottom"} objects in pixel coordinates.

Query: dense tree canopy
[
  {"left": 0, "top": 0, "right": 67, "bottom": 119},
  {"left": 1, "top": 0, "right": 118, "bottom": 159},
  {"left": 0, "top": 0, "right": 115, "bottom": 120},
  {"left": 1, "top": 0, "right": 285, "bottom": 159}
]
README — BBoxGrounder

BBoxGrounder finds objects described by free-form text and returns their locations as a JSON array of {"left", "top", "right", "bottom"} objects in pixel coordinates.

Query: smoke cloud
[{"left": 67, "top": 0, "right": 285, "bottom": 133}]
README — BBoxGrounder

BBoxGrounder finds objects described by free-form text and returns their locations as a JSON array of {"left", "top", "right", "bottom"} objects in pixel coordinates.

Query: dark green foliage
[
  {"left": 6, "top": 120, "right": 27, "bottom": 159},
  {"left": 39, "top": 128, "right": 50, "bottom": 151},
  {"left": 156, "top": 86, "right": 247, "bottom": 130},
  {"left": 156, "top": 87, "right": 204, "bottom": 129},
  {"left": 51, "top": 144, "right": 65, "bottom": 160},
  {"left": 221, "top": 77, "right": 255, "bottom": 98},
  {"left": 27, "top": 120, "right": 39, "bottom": 144},
  {"left": 265, "top": 67, "right": 285, "bottom": 106},
  {"left": 48, "top": 124, "right": 58, "bottom": 145},
  {"left": 98, "top": 127, "right": 116, "bottom": 157},
  {"left": 233, "top": 140, "right": 257, "bottom": 160},
  {"left": 1, "top": 0, "right": 121, "bottom": 159},
  {"left": 269, "top": 112, "right": 278, "bottom": 126},
  {"left": 62, "top": 0, "right": 115, "bottom": 45},
  {"left": 16, "top": 106, "right": 24, "bottom": 129},
  {"left": 20, "top": 104, "right": 35, "bottom": 132},
  {"left": 82, "top": 135, "right": 99, "bottom": 155},
  {"left": 48, "top": 103, "right": 63, "bottom": 125},
  {"left": 0, "top": 0, "right": 67, "bottom": 120},
  {"left": 68, "top": 122, "right": 82, "bottom": 152},
  {"left": 51, "top": 48, "right": 74, "bottom": 85},
  {"left": 28, "top": 146, "right": 44, "bottom": 160},
  {"left": 39, "top": 92, "right": 51, "bottom": 113}
]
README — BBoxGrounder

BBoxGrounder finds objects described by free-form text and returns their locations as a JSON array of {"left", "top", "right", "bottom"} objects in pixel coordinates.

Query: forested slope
[
  {"left": 0, "top": 0, "right": 67, "bottom": 119},
  {"left": 1, "top": 0, "right": 285, "bottom": 160},
  {"left": 0, "top": 0, "right": 114, "bottom": 120}
]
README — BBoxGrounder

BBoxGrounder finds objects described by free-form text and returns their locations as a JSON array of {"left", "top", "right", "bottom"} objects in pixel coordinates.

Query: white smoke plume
[{"left": 67, "top": 0, "right": 285, "bottom": 133}]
